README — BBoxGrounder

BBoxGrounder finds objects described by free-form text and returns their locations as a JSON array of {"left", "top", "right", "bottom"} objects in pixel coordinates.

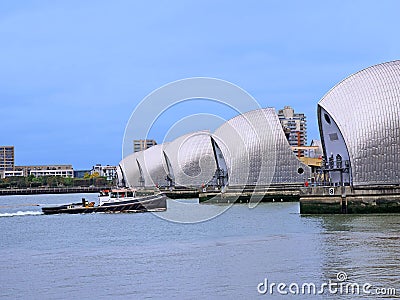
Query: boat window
[
  {"left": 120, "top": 192, "right": 125, "bottom": 198},
  {"left": 111, "top": 192, "right": 118, "bottom": 198},
  {"left": 127, "top": 192, "right": 134, "bottom": 197}
]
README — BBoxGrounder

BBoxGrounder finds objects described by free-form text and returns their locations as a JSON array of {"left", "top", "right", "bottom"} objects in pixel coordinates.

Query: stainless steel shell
[
  {"left": 138, "top": 143, "right": 170, "bottom": 187},
  {"left": 213, "top": 108, "right": 310, "bottom": 186},
  {"left": 163, "top": 131, "right": 217, "bottom": 187},
  {"left": 120, "top": 110, "right": 311, "bottom": 188},
  {"left": 318, "top": 60, "right": 400, "bottom": 186},
  {"left": 119, "top": 152, "right": 143, "bottom": 187}
]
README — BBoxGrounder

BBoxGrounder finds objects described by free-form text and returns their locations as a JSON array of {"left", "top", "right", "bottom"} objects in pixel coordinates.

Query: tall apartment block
[
  {"left": 0, "top": 146, "right": 15, "bottom": 171},
  {"left": 133, "top": 139, "right": 157, "bottom": 153},
  {"left": 277, "top": 106, "right": 307, "bottom": 157}
]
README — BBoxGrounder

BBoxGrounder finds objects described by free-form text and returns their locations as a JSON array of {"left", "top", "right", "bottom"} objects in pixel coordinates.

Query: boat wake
[{"left": 0, "top": 211, "right": 43, "bottom": 218}]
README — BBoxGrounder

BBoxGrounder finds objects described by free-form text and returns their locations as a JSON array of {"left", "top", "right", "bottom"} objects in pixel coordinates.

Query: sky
[{"left": 1, "top": 0, "right": 399, "bottom": 169}]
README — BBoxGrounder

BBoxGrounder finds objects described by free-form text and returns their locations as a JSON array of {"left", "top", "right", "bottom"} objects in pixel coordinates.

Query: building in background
[
  {"left": 277, "top": 106, "right": 307, "bottom": 157},
  {"left": 292, "top": 139, "right": 323, "bottom": 174},
  {"left": 73, "top": 170, "right": 92, "bottom": 178},
  {"left": 0, "top": 147, "right": 76, "bottom": 179},
  {"left": 91, "top": 164, "right": 117, "bottom": 181},
  {"left": 133, "top": 139, "right": 157, "bottom": 153},
  {"left": 0, "top": 146, "right": 15, "bottom": 171},
  {"left": 14, "top": 165, "right": 74, "bottom": 178},
  {"left": 0, "top": 146, "right": 117, "bottom": 181},
  {"left": 0, "top": 170, "right": 24, "bottom": 179}
]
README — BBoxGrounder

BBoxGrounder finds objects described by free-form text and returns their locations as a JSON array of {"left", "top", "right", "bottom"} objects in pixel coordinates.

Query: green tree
[
  {"left": 90, "top": 172, "right": 100, "bottom": 179},
  {"left": 27, "top": 174, "right": 35, "bottom": 183},
  {"left": 94, "top": 177, "right": 106, "bottom": 186},
  {"left": 40, "top": 176, "right": 48, "bottom": 186},
  {"left": 64, "top": 177, "right": 73, "bottom": 187},
  {"left": 47, "top": 177, "right": 58, "bottom": 187}
]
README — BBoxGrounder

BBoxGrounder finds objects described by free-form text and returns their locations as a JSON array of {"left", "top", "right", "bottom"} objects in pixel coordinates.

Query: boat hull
[{"left": 42, "top": 194, "right": 167, "bottom": 215}]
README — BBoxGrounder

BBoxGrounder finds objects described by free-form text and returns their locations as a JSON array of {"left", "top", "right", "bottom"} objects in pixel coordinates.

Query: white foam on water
[{"left": 0, "top": 211, "right": 43, "bottom": 217}]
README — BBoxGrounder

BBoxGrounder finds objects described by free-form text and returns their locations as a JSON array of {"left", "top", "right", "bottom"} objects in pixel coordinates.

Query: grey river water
[{"left": 0, "top": 193, "right": 399, "bottom": 299}]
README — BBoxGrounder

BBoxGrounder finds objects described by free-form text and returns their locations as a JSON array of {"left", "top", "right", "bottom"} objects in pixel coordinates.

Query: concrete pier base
[
  {"left": 300, "top": 186, "right": 400, "bottom": 214},
  {"left": 199, "top": 185, "right": 302, "bottom": 203},
  {"left": 158, "top": 187, "right": 199, "bottom": 199}
]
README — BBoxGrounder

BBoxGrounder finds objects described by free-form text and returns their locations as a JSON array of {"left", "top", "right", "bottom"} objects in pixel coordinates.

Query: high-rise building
[
  {"left": 0, "top": 146, "right": 15, "bottom": 171},
  {"left": 133, "top": 139, "right": 157, "bottom": 153},
  {"left": 277, "top": 106, "right": 307, "bottom": 157}
]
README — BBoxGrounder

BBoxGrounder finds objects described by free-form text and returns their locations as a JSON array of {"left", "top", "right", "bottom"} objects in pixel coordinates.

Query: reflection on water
[{"left": 303, "top": 215, "right": 400, "bottom": 298}]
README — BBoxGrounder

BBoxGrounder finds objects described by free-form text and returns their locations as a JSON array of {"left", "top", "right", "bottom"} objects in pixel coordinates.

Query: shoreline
[{"left": 0, "top": 186, "right": 108, "bottom": 196}]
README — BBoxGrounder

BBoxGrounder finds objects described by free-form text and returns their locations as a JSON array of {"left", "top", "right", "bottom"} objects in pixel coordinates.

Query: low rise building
[
  {"left": 91, "top": 164, "right": 117, "bottom": 181},
  {"left": 14, "top": 165, "right": 74, "bottom": 178},
  {"left": 0, "top": 170, "right": 24, "bottom": 179}
]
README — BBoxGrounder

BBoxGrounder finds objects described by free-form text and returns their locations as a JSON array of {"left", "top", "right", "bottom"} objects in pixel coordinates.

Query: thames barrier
[{"left": 118, "top": 60, "right": 400, "bottom": 214}]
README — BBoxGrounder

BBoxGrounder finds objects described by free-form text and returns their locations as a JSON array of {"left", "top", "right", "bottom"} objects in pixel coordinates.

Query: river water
[{"left": 0, "top": 194, "right": 399, "bottom": 299}]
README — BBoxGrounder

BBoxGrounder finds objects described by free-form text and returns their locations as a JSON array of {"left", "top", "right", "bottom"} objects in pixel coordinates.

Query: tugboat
[{"left": 42, "top": 188, "right": 167, "bottom": 215}]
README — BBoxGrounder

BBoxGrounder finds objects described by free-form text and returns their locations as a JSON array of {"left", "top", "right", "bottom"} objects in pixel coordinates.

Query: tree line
[{"left": 0, "top": 173, "right": 112, "bottom": 189}]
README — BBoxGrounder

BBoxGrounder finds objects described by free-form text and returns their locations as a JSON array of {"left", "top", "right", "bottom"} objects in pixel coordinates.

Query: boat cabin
[
  {"left": 98, "top": 188, "right": 137, "bottom": 206},
  {"left": 110, "top": 190, "right": 135, "bottom": 198}
]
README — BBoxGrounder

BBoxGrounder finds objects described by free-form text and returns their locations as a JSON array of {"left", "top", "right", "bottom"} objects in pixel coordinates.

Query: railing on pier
[{"left": 314, "top": 154, "right": 351, "bottom": 187}]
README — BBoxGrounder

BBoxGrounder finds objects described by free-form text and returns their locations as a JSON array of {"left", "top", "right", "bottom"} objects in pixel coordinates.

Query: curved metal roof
[
  {"left": 119, "top": 152, "right": 144, "bottom": 188},
  {"left": 163, "top": 131, "right": 217, "bottom": 187},
  {"left": 318, "top": 60, "right": 400, "bottom": 186},
  {"left": 138, "top": 143, "right": 170, "bottom": 187},
  {"left": 214, "top": 108, "right": 310, "bottom": 186},
  {"left": 115, "top": 164, "right": 126, "bottom": 187},
  {"left": 120, "top": 109, "right": 311, "bottom": 188}
]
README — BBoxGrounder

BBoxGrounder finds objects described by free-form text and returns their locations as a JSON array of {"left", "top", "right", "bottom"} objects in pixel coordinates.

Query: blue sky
[{"left": 1, "top": 0, "right": 399, "bottom": 169}]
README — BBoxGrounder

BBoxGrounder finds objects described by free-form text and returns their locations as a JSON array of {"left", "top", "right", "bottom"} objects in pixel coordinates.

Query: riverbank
[{"left": 0, "top": 186, "right": 108, "bottom": 196}]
